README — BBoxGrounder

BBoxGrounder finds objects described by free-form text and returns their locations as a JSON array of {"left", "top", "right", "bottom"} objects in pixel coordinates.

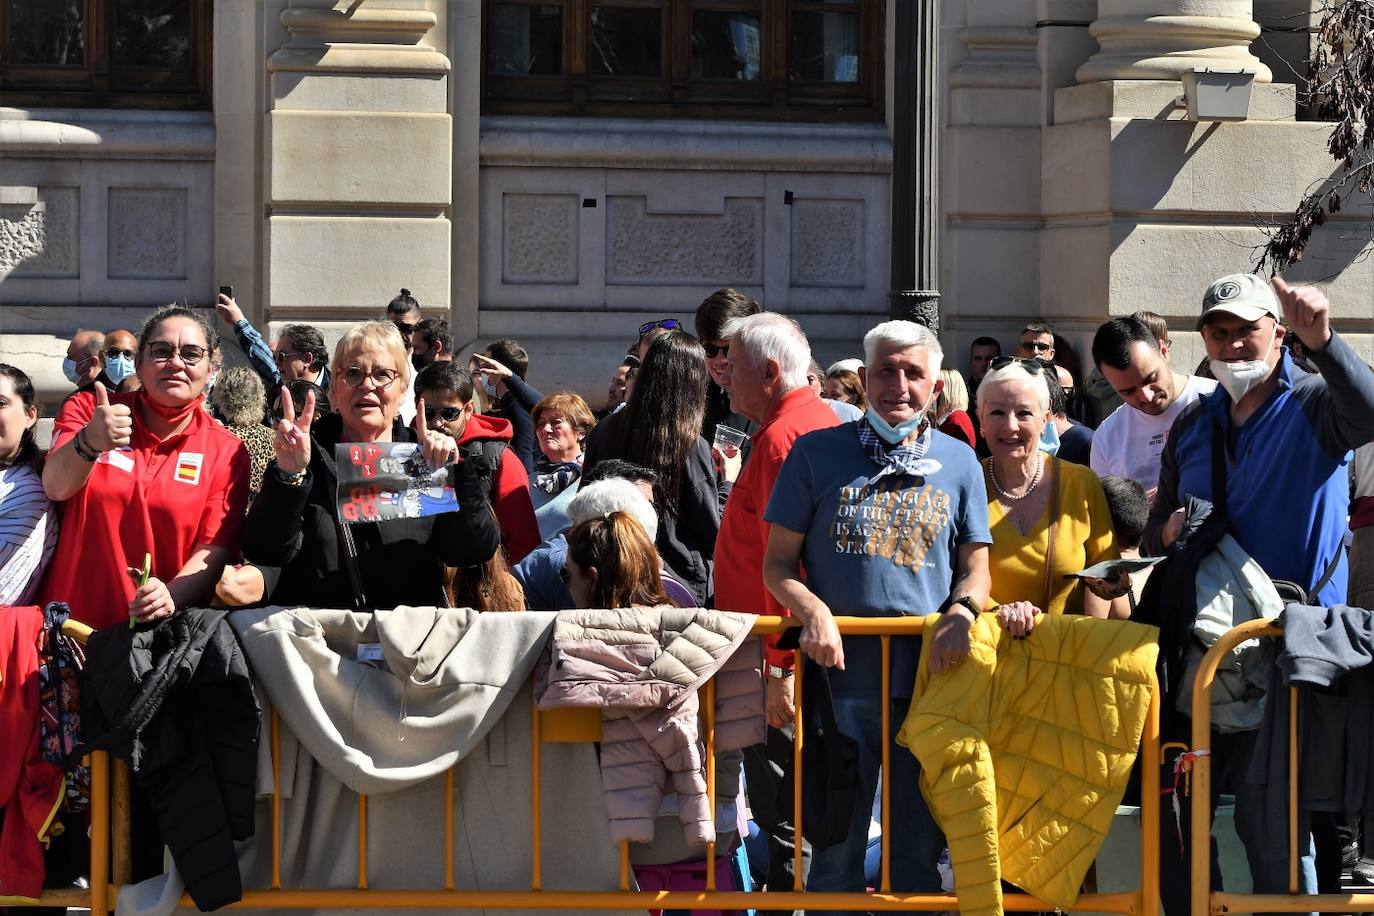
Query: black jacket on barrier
[
  {"left": 243, "top": 412, "right": 502, "bottom": 611},
  {"left": 77, "top": 608, "right": 259, "bottom": 912}
]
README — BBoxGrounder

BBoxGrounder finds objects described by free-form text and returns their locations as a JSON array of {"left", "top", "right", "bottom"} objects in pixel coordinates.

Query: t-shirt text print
[{"left": 831, "top": 479, "right": 951, "bottom": 570}]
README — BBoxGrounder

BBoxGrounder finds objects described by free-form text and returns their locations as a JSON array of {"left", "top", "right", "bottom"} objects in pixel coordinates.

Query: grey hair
[
  {"left": 720, "top": 312, "right": 811, "bottom": 390},
  {"left": 211, "top": 366, "right": 267, "bottom": 426},
  {"left": 863, "top": 321, "right": 943, "bottom": 374},
  {"left": 567, "top": 479, "right": 659, "bottom": 542},
  {"left": 975, "top": 361, "right": 1051, "bottom": 412}
]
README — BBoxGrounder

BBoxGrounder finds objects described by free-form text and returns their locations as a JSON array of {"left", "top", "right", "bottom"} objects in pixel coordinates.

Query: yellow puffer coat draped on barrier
[{"left": 896, "top": 612, "right": 1158, "bottom": 915}]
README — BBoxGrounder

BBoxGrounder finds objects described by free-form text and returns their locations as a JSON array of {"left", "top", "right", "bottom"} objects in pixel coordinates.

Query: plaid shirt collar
[{"left": 857, "top": 418, "right": 933, "bottom": 482}]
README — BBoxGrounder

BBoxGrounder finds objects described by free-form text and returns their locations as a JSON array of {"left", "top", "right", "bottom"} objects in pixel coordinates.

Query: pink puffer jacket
[{"left": 536, "top": 607, "right": 765, "bottom": 846}]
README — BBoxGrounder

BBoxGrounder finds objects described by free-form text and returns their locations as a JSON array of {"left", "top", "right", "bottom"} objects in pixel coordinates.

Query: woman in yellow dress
[{"left": 975, "top": 357, "right": 1131, "bottom": 620}]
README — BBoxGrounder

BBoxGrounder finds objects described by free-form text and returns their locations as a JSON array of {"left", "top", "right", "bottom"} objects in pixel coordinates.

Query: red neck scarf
[{"left": 137, "top": 389, "right": 204, "bottom": 432}]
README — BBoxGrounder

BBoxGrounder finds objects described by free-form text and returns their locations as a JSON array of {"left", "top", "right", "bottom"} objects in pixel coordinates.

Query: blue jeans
[
  {"left": 805, "top": 694, "right": 944, "bottom": 913},
  {"left": 1160, "top": 727, "right": 1317, "bottom": 915}
]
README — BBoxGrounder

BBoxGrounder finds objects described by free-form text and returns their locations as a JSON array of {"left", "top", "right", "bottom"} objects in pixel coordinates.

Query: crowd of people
[{"left": 3, "top": 269, "right": 1374, "bottom": 911}]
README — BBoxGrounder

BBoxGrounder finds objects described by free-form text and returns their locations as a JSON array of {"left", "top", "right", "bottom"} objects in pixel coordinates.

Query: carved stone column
[
  {"left": 264, "top": 2, "right": 452, "bottom": 324},
  {"left": 1076, "top": 0, "right": 1271, "bottom": 83}
]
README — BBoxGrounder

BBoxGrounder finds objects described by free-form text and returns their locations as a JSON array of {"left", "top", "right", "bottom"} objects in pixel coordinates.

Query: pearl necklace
[{"left": 988, "top": 453, "right": 1044, "bottom": 502}]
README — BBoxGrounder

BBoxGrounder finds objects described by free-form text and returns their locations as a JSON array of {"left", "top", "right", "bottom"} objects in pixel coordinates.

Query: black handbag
[{"left": 773, "top": 653, "right": 860, "bottom": 850}]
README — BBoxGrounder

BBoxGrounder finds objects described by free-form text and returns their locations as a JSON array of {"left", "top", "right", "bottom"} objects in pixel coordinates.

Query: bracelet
[
  {"left": 72, "top": 429, "right": 99, "bottom": 462},
  {"left": 277, "top": 465, "right": 308, "bottom": 487}
]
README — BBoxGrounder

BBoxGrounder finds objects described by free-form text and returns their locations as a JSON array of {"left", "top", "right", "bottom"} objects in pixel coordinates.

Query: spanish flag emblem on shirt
[{"left": 175, "top": 452, "right": 203, "bottom": 486}]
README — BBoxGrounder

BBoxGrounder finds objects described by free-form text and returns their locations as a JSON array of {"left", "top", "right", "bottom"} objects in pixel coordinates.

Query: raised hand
[
  {"left": 274, "top": 385, "right": 314, "bottom": 474},
  {"left": 469, "top": 352, "right": 513, "bottom": 381},
  {"left": 214, "top": 293, "right": 244, "bottom": 325},
  {"left": 1272, "top": 274, "right": 1331, "bottom": 352},
  {"left": 415, "top": 397, "right": 458, "bottom": 470},
  {"left": 85, "top": 381, "right": 133, "bottom": 452}
]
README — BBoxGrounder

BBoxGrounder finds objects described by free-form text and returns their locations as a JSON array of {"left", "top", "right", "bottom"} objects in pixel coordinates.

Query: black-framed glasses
[
  {"left": 989, "top": 356, "right": 1047, "bottom": 374},
  {"left": 558, "top": 567, "right": 572, "bottom": 585},
  {"left": 147, "top": 343, "right": 208, "bottom": 366},
  {"left": 340, "top": 365, "right": 401, "bottom": 389},
  {"left": 639, "top": 318, "right": 680, "bottom": 336},
  {"left": 424, "top": 405, "right": 465, "bottom": 424},
  {"left": 703, "top": 341, "right": 729, "bottom": 358},
  {"left": 104, "top": 347, "right": 135, "bottom": 360},
  {"left": 1019, "top": 340, "right": 1053, "bottom": 353}
]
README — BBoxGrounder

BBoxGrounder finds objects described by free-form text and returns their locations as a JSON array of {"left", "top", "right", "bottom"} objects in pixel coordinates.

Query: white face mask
[{"left": 1209, "top": 323, "right": 1278, "bottom": 404}]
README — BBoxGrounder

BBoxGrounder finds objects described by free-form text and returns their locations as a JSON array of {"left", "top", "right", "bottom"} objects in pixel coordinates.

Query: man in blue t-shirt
[{"left": 763, "top": 320, "right": 992, "bottom": 900}]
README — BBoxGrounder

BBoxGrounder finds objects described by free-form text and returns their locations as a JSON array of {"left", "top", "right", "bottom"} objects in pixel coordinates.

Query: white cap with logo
[{"left": 1197, "top": 273, "right": 1281, "bottom": 330}]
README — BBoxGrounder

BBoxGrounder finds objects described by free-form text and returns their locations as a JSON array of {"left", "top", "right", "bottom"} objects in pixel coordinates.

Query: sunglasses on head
[
  {"left": 639, "top": 318, "right": 681, "bottom": 336},
  {"left": 989, "top": 356, "right": 1048, "bottom": 374},
  {"left": 424, "top": 405, "right": 465, "bottom": 424},
  {"left": 703, "top": 341, "right": 729, "bottom": 358}
]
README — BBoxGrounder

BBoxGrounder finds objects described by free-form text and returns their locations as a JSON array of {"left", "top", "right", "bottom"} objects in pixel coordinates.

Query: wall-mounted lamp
[{"left": 1176, "top": 68, "right": 1256, "bottom": 122}]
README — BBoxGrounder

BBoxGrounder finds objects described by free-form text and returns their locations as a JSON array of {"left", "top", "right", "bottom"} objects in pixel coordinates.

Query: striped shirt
[{"left": 0, "top": 462, "right": 58, "bottom": 605}]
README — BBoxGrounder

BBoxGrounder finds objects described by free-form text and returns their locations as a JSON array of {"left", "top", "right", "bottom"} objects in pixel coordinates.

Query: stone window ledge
[
  {"left": 479, "top": 116, "right": 892, "bottom": 174},
  {"left": 0, "top": 109, "right": 214, "bottom": 160}
]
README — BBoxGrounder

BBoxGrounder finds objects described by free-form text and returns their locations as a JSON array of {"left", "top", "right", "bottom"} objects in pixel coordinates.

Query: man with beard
[{"left": 1089, "top": 315, "right": 1216, "bottom": 494}]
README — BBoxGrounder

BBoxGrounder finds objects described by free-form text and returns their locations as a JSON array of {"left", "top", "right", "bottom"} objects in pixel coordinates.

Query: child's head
[{"left": 1099, "top": 476, "right": 1148, "bottom": 551}]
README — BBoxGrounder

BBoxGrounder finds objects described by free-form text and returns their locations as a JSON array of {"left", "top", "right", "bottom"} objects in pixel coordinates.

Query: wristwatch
[
  {"left": 766, "top": 665, "right": 793, "bottom": 680},
  {"left": 947, "top": 596, "right": 981, "bottom": 617}
]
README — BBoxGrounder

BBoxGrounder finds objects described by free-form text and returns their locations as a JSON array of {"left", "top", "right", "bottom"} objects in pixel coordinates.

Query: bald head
[
  {"left": 66, "top": 329, "right": 105, "bottom": 387},
  {"left": 104, "top": 329, "right": 137, "bottom": 355}
]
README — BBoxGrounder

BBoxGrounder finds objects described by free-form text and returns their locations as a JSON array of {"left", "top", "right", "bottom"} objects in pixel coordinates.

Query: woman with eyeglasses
[
  {"left": 583, "top": 330, "right": 724, "bottom": 606},
  {"left": 228, "top": 321, "right": 500, "bottom": 611},
  {"left": 975, "top": 357, "right": 1130, "bottom": 624},
  {"left": 40, "top": 305, "right": 251, "bottom": 629}
]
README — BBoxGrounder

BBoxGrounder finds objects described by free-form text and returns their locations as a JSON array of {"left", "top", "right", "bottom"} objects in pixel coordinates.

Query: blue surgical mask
[
  {"left": 865, "top": 405, "right": 928, "bottom": 446},
  {"left": 483, "top": 377, "right": 499, "bottom": 398},
  {"left": 62, "top": 357, "right": 82, "bottom": 385},
  {"left": 1039, "top": 419, "right": 1061, "bottom": 457},
  {"left": 104, "top": 354, "right": 135, "bottom": 387}
]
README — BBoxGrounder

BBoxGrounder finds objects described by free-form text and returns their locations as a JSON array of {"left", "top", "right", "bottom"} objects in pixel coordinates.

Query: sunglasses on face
[
  {"left": 703, "top": 342, "right": 729, "bottom": 359},
  {"left": 639, "top": 318, "right": 681, "bottom": 336},
  {"left": 424, "top": 405, "right": 465, "bottom": 424},
  {"left": 104, "top": 347, "right": 136, "bottom": 360},
  {"left": 1019, "top": 340, "right": 1053, "bottom": 353},
  {"left": 990, "top": 356, "right": 1048, "bottom": 374},
  {"left": 147, "top": 343, "right": 208, "bottom": 366},
  {"left": 274, "top": 350, "right": 307, "bottom": 365},
  {"left": 340, "top": 365, "right": 401, "bottom": 389}
]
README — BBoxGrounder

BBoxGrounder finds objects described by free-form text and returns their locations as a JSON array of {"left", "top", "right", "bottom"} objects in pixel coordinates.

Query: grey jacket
[{"left": 1249, "top": 602, "right": 1374, "bottom": 861}]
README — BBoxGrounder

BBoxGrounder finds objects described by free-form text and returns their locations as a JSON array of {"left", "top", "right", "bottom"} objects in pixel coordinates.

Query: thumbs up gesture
[
  {"left": 85, "top": 382, "right": 133, "bottom": 452},
  {"left": 1272, "top": 275, "right": 1332, "bottom": 353}
]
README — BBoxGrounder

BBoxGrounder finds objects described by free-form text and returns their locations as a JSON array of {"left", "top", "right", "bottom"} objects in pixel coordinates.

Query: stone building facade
[{"left": 1, "top": 0, "right": 1368, "bottom": 408}]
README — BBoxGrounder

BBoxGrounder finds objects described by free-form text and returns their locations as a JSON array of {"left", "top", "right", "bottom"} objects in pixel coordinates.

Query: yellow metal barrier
[
  {"left": 1188, "top": 617, "right": 1374, "bottom": 915},
  {"left": 16, "top": 614, "right": 1164, "bottom": 913}
]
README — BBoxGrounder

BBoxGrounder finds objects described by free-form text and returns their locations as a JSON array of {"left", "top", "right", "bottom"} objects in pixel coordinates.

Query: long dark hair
[
  {"left": 599, "top": 330, "right": 707, "bottom": 516},
  {"left": 0, "top": 364, "right": 42, "bottom": 471}
]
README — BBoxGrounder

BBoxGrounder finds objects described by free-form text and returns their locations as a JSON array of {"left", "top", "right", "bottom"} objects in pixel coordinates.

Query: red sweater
[
  {"left": 938, "top": 410, "right": 976, "bottom": 450},
  {"left": 456, "top": 413, "right": 540, "bottom": 563}
]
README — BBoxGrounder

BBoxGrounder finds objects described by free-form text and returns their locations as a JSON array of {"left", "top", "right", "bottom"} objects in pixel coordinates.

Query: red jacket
[
  {"left": 0, "top": 606, "right": 63, "bottom": 903},
  {"left": 456, "top": 413, "right": 540, "bottom": 563}
]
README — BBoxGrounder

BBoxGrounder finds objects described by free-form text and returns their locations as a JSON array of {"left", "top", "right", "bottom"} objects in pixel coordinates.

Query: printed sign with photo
[{"left": 335, "top": 442, "right": 458, "bottom": 523}]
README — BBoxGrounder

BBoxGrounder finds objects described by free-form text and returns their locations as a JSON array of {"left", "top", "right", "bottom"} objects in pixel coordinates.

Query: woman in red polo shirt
[{"left": 40, "top": 305, "right": 250, "bottom": 629}]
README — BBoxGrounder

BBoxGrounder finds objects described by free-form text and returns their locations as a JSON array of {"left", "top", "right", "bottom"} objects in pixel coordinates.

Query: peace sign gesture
[
  {"left": 274, "top": 385, "right": 315, "bottom": 474},
  {"left": 1272, "top": 275, "right": 1332, "bottom": 353}
]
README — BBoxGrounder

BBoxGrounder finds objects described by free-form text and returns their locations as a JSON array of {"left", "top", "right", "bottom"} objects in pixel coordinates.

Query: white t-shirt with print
[{"left": 1089, "top": 374, "right": 1218, "bottom": 491}]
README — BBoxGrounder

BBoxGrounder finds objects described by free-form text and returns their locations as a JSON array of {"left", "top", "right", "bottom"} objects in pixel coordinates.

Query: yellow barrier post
[{"left": 88, "top": 750, "right": 110, "bottom": 916}]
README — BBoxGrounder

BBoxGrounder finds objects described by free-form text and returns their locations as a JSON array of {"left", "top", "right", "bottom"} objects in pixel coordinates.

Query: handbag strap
[
  {"left": 1042, "top": 455, "right": 1060, "bottom": 611},
  {"left": 803, "top": 657, "right": 843, "bottom": 740}
]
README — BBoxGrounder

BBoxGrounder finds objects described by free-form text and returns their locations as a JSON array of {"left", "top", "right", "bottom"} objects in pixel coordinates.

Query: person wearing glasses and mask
[
  {"left": 100, "top": 330, "right": 142, "bottom": 393},
  {"left": 413, "top": 360, "right": 539, "bottom": 562},
  {"left": 975, "top": 356, "right": 1129, "bottom": 620},
  {"left": 224, "top": 322, "right": 500, "bottom": 611},
  {"left": 41, "top": 305, "right": 251, "bottom": 630}
]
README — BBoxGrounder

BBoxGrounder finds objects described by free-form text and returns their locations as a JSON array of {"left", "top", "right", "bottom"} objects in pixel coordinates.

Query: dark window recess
[
  {"left": 0, "top": 0, "right": 211, "bottom": 109},
  {"left": 483, "top": 0, "right": 883, "bottom": 121}
]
